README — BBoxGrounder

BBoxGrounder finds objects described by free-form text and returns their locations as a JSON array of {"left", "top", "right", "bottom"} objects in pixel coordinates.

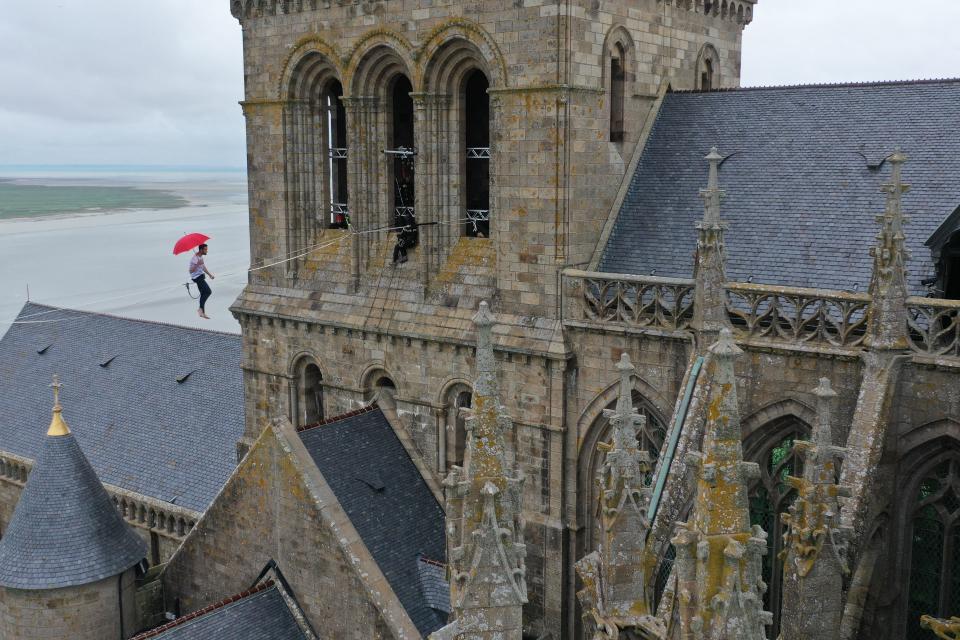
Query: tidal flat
[{"left": 0, "top": 180, "right": 189, "bottom": 219}]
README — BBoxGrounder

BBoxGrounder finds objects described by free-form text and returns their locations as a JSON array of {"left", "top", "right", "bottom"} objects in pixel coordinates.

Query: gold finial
[{"left": 47, "top": 374, "right": 70, "bottom": 437}]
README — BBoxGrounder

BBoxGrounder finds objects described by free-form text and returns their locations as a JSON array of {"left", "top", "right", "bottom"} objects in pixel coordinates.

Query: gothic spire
[
  {"left": 575, "top": 353, "right": 665, "bottom": 640},
  {"left": 866, "top": 149, "right": 911, "bottom": 349},
  {"left": 693, "top": 147, "right": 733, "bottom": 349},
  {"left": 433, "top": 301, "right": 527, "bottom": 640},
  {"left": 672, "top": 328, "right": 771, "bottom": 640},
  {"left": 779, "top": 378, "right": 852, "bottom": 640}
]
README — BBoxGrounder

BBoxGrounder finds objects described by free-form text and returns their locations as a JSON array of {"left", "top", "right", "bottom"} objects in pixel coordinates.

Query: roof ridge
[
  {"left": 296, "top": 403, "right": 380, "bottom": 433},
  {"left": 672, "top": 77, "right": 960, "bottom": 94},
  {"left": 130, "top": 580, "right": 277, "bottom": 640},
  {"left": 18, "top": 302, "right": 240, "bottom": 338}
]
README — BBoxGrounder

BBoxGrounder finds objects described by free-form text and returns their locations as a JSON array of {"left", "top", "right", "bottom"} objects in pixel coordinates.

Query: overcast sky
[{"left": 1, "top": 1, "right": 957, "bottom": 168}]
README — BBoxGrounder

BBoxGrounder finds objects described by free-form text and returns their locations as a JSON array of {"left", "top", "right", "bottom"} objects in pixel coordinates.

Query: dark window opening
[
  {"left": 941, "top": 233, "right": 960, "bottom": 300},
  {"left": 326, "top": 80, "right": 349, "bottom": 229},
  {"left": 301, "top": 363, "right": 324, "bottom": 425},
  {"left": 451, "top": 390, "right": 473, "bottom": 469},
  {"left": 905, "top": 458, "right": 960, "bottom": 640},
  {"left": 610, "top": 46, "right": 626, "bottom": 143},
  {"left": 748, "top": 425, "right": 808, "bottom": 637},
  {"left": 464, "top": 70, "right": 491, "bottom": 238},
  {"left": 367, "top": 374, "right": 397, "bottom": 406},
  {"left": 701, "top": 59, "right": 714, "bottom": 91},
  {"left": 150, "top": 531, "right": 161, "bottom": 566},
  {"left": 390, "top": 77, "right": 416, "bottom": 237}
]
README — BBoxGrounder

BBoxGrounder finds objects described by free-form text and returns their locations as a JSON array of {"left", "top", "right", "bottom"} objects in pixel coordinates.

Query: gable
[{"left": 162, "top": 420, "right": 423, "bottom": 640}]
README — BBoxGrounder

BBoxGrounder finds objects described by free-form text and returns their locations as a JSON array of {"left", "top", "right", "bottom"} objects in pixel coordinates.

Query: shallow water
[{"left": 0, "top": 168, "right": 250, "bottom": 335}]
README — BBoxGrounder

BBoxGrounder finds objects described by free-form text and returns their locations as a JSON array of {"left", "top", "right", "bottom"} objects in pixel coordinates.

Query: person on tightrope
[{"left": 189, "top": 244, "right": 215, "bottom": 319}]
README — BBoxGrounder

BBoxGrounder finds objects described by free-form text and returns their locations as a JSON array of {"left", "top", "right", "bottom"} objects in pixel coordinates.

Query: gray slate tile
[
  {"left": 0, "top": 303, "right": 244, "bottom": 512},
  {"left": 298, "top": 407, "right": 448, "bottom": 636},
  {"left": 599, "top": 80, "right": 960, "bottom": 295}
]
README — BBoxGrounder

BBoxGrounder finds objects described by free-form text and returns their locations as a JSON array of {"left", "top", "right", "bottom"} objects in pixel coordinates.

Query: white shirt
[{"left": 189, "top": 254, "right": 206, "bottom": 279}]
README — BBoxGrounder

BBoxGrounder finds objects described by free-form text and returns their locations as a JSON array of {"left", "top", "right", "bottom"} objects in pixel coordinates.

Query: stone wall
[
  {"left": 0, "top": 568, "right": 137, "bottom": 640},
  {"left": 162, "top": 423, "right": 397, "bottom": 640}
]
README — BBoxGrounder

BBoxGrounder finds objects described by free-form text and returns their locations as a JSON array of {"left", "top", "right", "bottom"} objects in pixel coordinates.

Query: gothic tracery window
[
  {"left": 747, "top": 421, "right": 809, "bottom": 636},
  {"left": 696, "top": 44, "right": 719, "bottom": 91},
  {"left": 905, "top": 457, "right": 960, "bottom": 640}
]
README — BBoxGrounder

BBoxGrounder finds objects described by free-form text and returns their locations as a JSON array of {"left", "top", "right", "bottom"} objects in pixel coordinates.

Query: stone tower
[
  {"left": 228, "top": 0, "right": 757, "bottom": 634},
  {"left": 434, "top": 302, "right": 527, "bottom": 639},
  {"left": 778, "top": 378, "right": 851, "bottom": 640},
  {"left": 575, "top": 353, "right": 665, "bottom": 640},
  {"left": 671, "top": 330, "right": 772, "bottom": 640},
  {"left": 0, "top": 377, "right": 146, "bottom": 640}
]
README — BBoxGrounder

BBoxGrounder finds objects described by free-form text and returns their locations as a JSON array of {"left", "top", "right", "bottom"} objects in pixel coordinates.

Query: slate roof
[
  {"left": 0, "top": 303, "right": 244, "bottom": 512},
  {"left": 0, "top": 431, "right": 147, "bottom": 589},
  {"left": 133, "top": 582, "right": 308, "bottom": 640},
  {"left": 599, "top": 79, "right": 960, "bottom": 294},
  {"left": 297, "top": 406, "right": 448, "bottom": 636}
]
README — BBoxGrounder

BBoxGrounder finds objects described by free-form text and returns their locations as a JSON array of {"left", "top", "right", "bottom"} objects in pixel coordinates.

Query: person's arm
[{"left": 204, "top": 262, "right": 214, "bottom": 279}]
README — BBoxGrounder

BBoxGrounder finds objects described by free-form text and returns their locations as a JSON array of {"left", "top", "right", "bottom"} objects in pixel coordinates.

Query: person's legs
[{"left": 195, "top": 276, "right": 212, "bottom": 316}]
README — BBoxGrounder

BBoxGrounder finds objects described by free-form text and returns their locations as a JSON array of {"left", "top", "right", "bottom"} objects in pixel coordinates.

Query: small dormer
[{"left": 926, "top": 205, "right": 960, "bottom": 299}]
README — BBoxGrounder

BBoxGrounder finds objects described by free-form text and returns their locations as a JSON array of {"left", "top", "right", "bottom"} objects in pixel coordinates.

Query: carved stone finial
[
  {"left": 700, "top": 147, "right": 726, "bottom": 226},
  {"left": 693, "top": 150, "right": 733, "bottom": 347},
  {"left": 437, "top": 301, "right": 527, "bottom": 640},
  {"left": 778, "top": 378, "right": 851, "bottom": 640},
  {"left": 47, "top": 374, "right": 70, "bottom": 437},
  {"left": 672, "top": 324, "right": 769, "bottom": 640},
  {"left": 574, "top": 354, "right": 664, "bottom": 640},
  {"left": 473, "top": 301, "right": 498, "bottom": 399},
  {"left": 866, "top": 149, "right": 912, "bottom": 349}
]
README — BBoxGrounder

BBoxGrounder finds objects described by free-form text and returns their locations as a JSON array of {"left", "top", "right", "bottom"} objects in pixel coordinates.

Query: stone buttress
[
  {"left": 575, "top": 353, "right": 666, "bottom": 640},
  {"left": 671, "top": 330, "right": 772, "bottom": 640},
  {"left": 778, "top": 378, "right": 852, "bottom": 640},
  {"left": 432, "top": 301, "right": 527, "bottom": 640}
]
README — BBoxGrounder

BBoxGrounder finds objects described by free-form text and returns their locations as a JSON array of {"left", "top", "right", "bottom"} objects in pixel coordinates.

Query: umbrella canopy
[{"left": 173, "top": 233, "right": 210, "bottom": 256}]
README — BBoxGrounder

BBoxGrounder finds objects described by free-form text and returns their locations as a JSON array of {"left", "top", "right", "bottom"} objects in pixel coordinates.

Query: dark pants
[{"left": 193, "top": 275, "right": 212, "bottom": 311}]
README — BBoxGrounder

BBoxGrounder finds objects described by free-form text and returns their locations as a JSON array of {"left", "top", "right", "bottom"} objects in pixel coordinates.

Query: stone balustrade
[
  {"left": 0, "top": 450, "right": 198, "bottom": 541},
  {"left": 726, "top": 282, "right": 870, "bottom": 351},
  {"left": 563, "top": 271, "right": 960, "bottom": 362},
  {"left": 562, "top": 269, "right": 694, "bottom": 334},
  {"left": 907, "top": 296, "right": 960, "bottom": 358}
]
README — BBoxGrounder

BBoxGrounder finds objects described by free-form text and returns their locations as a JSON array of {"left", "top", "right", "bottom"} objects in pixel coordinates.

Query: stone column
[
  {"left": 692, "top": 147, "right": 733, "bottom": 351},
  {"left": 432, "top": 302, "right": 527, "bottom": 640},
  {"left": 574, "top": 353, "right": 666, "bottom": 640},
  {"left": 671, "top": 329, "right": 771, "bottom": 640},
  {"left": 779, "top": 378, "right": 852, "bottom": 640}
]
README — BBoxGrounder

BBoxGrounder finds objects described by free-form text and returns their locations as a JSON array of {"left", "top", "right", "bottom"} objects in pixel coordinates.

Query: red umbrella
[{"left": 173, "top": 233, "right": 210, "bottom": 256}]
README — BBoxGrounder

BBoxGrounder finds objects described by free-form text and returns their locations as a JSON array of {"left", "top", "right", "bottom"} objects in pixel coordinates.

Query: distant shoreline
[{"left": 0, "top": 181, "right": 190, "bottom": 221}]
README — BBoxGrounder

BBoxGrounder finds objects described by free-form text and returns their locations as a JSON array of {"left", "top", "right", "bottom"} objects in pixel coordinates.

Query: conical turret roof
[{"left": 0, "top": 378, "right": 146, "bottom": 590}]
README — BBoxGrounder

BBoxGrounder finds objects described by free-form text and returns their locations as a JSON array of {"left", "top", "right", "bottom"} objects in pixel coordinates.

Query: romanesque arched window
[
  {"left": 610, "top": 43, "right": 626, "bottom": 143},
  {"left": 389, "top": 76, "right": 416, "bottom": 230},
  {"left": 285, "top": 54, "right": 345, "bottom": 257},
  {"left": 325, "top": 80, "right": 349, "bottom": 229},
  {"left": 746, "top": 419, "right": 810, "bottom": 636},
  {"left": 905, "top": 457, "right": 960, "bottom": 639},
  {"left": 696, "top": 44, "right": 720, "bottom": 91},
  {"left": 442, "top": 384, "right": 474, "bottom": 471},
  {"left": 292, "top": 359, "right": 324, "bottom": 427},
  {"left": 463, "top": 70, "right": 491, "bottom": 238}
]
